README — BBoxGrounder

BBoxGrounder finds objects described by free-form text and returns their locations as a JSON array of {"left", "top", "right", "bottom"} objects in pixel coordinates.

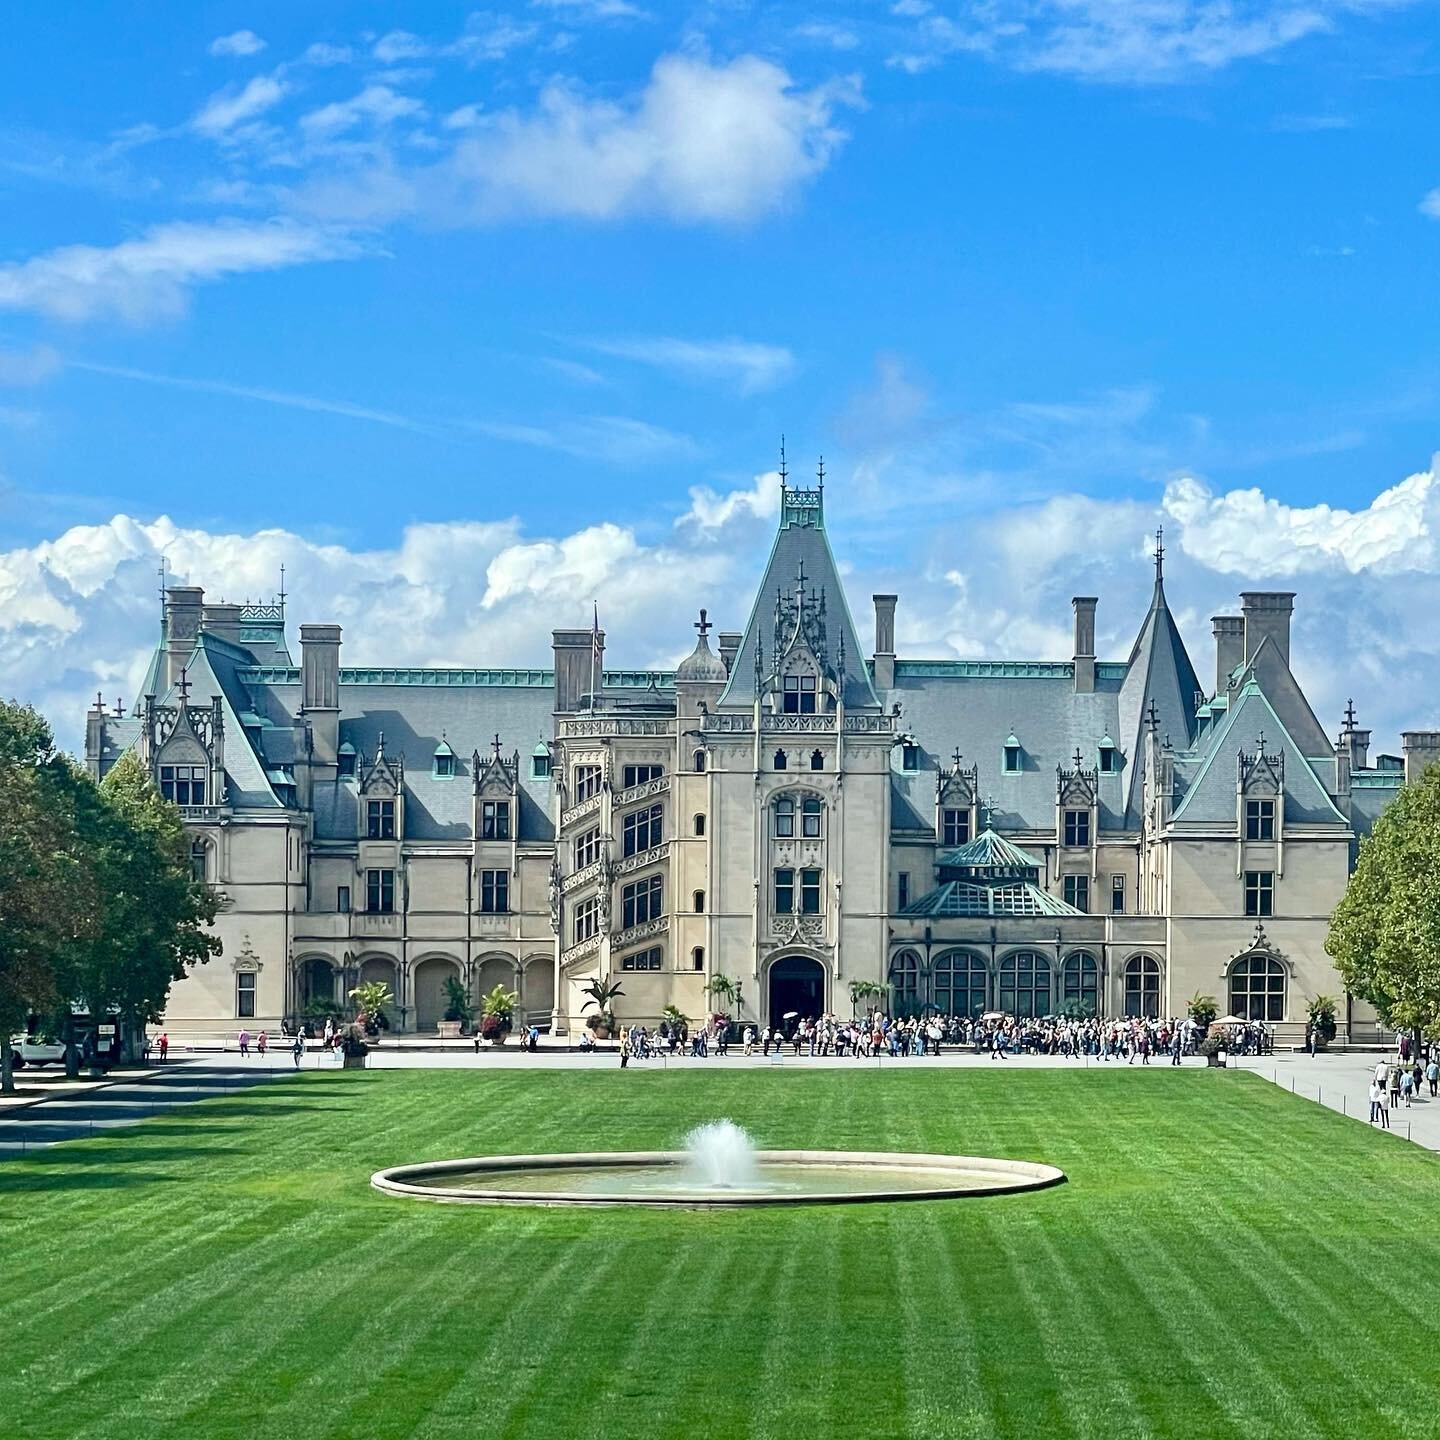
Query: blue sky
[{"left": 3, "top": 1, "right": 1440, "bottom": 751}]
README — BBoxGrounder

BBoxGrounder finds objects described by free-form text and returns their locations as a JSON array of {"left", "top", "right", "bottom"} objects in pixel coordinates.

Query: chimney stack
[
  {"left": 873, "top": 594, "right": 897, "bottom": 691},
  {"left": 1072, "top": 597, "right": 1097, "bottom": 693},
  {"left": 1212, "top": 616, "right": 1244, "bottom": 693},
  {"left": 1240, "top": 592, "right": 1295, "bottom": 665},
  {"left": 300, "top": 624, "right": 342, "bottom": 763},
  {"left": 162, "top": 585, "right": 205, "bottom": 692},
  {"left": 718, "top": 632, "right": 741, "bottom": 676},
  {"left": 1401, "top": 731, "right": 1440, "bottom": 785},
  {"left": 553, "top": 628, "right": 603, "bottom": 715}
]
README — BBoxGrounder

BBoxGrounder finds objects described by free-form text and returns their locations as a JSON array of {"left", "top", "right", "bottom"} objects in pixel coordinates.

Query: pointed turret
[{"left": 1118, "top": 528, "right": 1202, "bottom": 825}]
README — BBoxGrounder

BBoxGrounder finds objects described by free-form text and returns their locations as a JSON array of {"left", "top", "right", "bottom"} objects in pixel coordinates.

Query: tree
[
  {"left": 849, "top": 979, "right": 886, "bottom": 1017},
  {"left": 1328, "top": 760, "right": 1440, "bottom": 1049},
  {"left": 0, "top": 701, "right": 83, "bottom": 1094}
]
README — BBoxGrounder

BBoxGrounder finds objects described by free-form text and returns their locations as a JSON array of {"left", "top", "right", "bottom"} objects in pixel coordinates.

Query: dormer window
[
  {"left": 160, "top": 764, "right": 207, "bottom": 806},
  {"left": 367, "top": 799, "right": 395, "bottom": 840},
  {"left": 433, "top": 742, "right": 456, "bottom": 778},
  {"left": 531, "top": 747, "right": 552, "bottom": 779},
  {"left": 1245, "top": 798, "right": 1276, "bottom": 841},
  {"left": 481, "top": 800, "right": 511, "bottom": 841},
  {"left": 337, "top": 743, "right": 357, "bottom": 778},
  {"left": 1098, "top": 739, "right": 1117, "bottom": 774},
  {"left": 901, "top": 743, "right": 920, "bottom": 772},
  {"left": 783, "top": 674, "right": 817, "bottom": 714},
  {"left": 1004, "top": 735, "right": 1022, "bottom": 773}
]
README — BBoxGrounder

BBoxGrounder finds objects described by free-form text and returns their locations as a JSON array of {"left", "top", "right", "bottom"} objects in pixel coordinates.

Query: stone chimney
[
  {"left": 1212, "top": 616, "right": 1244, "bottom": 693},
  {"left": 1401, "top": 731, "right": 1440, "bottom": 785},
  {"left": 873, "top": 594, "right": 897, "bottom": 691},
  {"left": 1240, "top": 592, "right": 1295, "bottom": 665},
  {"left": 300, "top": 623, "right": 342, "bottom": 764},
  {"left": 719, "top": 631, "right": 741, "bottom": 676},
  {"left": 1072, "top": 597, "right": 1097, "bottom": 694},
  {"left": 200, "top": 602, "right": 245, "bottom": 645},
  {"left": 162, "top": 585, "right": 204, "bottom": 692},
  {"left": 553, "top": 628, "right": 603, "bottom": 715}
]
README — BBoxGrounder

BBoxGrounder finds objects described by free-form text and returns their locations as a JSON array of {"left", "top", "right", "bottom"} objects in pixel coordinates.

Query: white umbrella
[{"left": 783, "top": 1010, "right": 800, "bottom": 1019}]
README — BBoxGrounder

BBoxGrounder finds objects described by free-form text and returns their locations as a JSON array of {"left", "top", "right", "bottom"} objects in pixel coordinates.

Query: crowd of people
[{"left": 608, "top": 1011, "right": 1267, "bottom": 1065}]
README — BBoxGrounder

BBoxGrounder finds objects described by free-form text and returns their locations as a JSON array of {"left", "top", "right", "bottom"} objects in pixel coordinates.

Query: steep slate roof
[{"left": 718, "top": 485, "right": 880, "bottom": 712}]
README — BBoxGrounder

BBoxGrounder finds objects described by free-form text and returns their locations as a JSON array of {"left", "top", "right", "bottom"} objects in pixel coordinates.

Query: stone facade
[{"left": 84, "top": 482, "right": 1438, "bottom": 1043}]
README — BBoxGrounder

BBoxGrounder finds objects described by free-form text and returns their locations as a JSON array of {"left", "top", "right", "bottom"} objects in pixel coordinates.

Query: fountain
[{"left": 371, "top": 1120, "right": 1065, "bottom": 1209}]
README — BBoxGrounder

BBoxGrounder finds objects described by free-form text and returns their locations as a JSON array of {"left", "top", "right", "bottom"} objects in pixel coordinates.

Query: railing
[
  {"left": 179, "top": 805, "right": 226, "bottom": 823},
  {"left": 559, "top": 718, "right": 672, "bottom": 738},
  {"left": 611, "top": 916, "right": 668, "bottom": 950},
  {"left": 560, "top": 793, "right": 603, "bottom": 829},
  {"left": 613, "top": 775, "right": 670, "bottom": 808},
  {"left": 562, "top": 859, "right": 604, "bottom": 895},
  {"left": 615, "top": 842, "right": 668, "bottom": 877},
  {"left": 561, "top": 934, "right": 602, "bottom": 967}
]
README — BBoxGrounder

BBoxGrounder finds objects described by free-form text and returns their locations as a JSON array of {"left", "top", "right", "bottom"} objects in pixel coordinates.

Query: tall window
[
  {"left": 800, "top": 868, "right": 822, "bottom": 914},
  {"left": 1063, "top": 809, "right": 1091, "bottom": 847},
  {"left": 622, "top": 803, "right": 663, "bottom": 857},
  {"left": 773, "top": 796, "right": 795, "bottom": 838},
  {"left": 888, "top": 950, "right": 920, "bottom": 1017},
  {"left": 366, "top": 868, "right": 395, "bottom": 914},
  {"left": 942, "top": 808, "right": 970, "bottom": 846},
  {"left": 1061, "top": 952, "right": 1099, "bottom": 1017},
  {"left": 1230, "top": 955, "right": 1285, "bottom": 1021},
  {"left": 573, "top": 896, "right": 599, "bottom": 944},
  {"left": 1245, "top": 798, "right": 1276, "bottom": 841},
  {"left": 337, "top": 885, "right": 350, "bottom": 914},
  {"left": 1062, "top": 874, "right": 1090, "bottom": 912},
  {"left": 1004, "top": 743, "right": 1021, "bottom": 773},
  {"left": 693, "top": 947, "right": 705, "bottom": 971},
  {"left": 693, "top": 889, "right": 704, "bottom": 912},
  {"left": 573, "top": 765, "right": 602, "bottom": 802},
  {"left": 773, "top": 750, "right": 788, "bottom": 771},
  {"left": 801, "top": 796, "right": 823, "bottom": 838},
  {"left": 574, "top": 826, "right": 601, "bottom": 870},
  {"left": 480, "top": 869, "right": 509, "bottom": 914},
  {"left": 1244, "top": 870, "right": 1274, "bottom": 917},
  {"left": 434, "top": 751, "right": 455, "bottom": 778},
  {"left": 236, "top": 970, "right": 256, "bottom": 1019},
  {"left": 897, "top": 872, "right": 910, "bottom": 909},
  {"left": 367, "top": 799, "right": 395, "bottom": 840},
  {"left": 901, "top": 744, "right": 921, "bottom": 771},
  {"left": 998, "top": 951, "right": 1052, "bottom": 1018},
  {"left": 1124, "top": 955, "right": 1161, "bottom": 1019},
  {"left": 693, "top": 750, "right": 706, "bottom": 773},
  {"left": 774, "top": 868, "right": 794, "bottom": 914},
  {"left": 621, "top": 875, "right": 663, "bottom": 929},
  {"left": 337, "top": 748, "right": 356, "bottom": 778},
  {"left": 622, "top": 763, "right": 663, "bottom": 789},
  {"left": 531, "top": 751, "right": 552, "bottom": 779},
  {"left": 810, "top": 749, "right": 824, "bottom": 771},
  {"left": 160, "top": 763, "right": 207, "bottom": 806},
  {"left": 1111, "top": 874, "right": 1125, "bottom": 913},
  {"left": 783, "top": 674, "right": 817, "bottom": 714},
  {"left": 934, "top": 951, "right": 988, "bottom": 1018},
  {"left": 1099, "top": 744, "right": 1117, "bottom": 774},
  {"left": 190, "top": 838, "right": 210, "bottom": 883},
  {"left": 481, "top": 800, "right": 511, "bottom": 841},
  {"left": 694, "top": 814, "right": 706, "bottom": 836},
  {"left": 620, "top": 947, "right": 662, "bottom": 972}
]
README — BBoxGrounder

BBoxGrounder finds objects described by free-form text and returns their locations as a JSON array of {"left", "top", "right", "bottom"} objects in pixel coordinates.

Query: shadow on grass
[{"left": 0, "top": 1168, "right": 186, "bottom": 1193}]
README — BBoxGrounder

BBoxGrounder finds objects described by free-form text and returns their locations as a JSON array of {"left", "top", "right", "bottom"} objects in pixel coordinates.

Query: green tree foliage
[{"left": 1328, "top": 760, "right": 1440, "bottom": 1040}]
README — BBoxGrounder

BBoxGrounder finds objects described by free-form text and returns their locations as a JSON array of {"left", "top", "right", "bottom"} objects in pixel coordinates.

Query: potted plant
[
  {"left": 704, "top": 973, "right": 744, "bottom": 1040},
  {"left": 301, "top": 996, "right": 344, "bottom": 1037},
  {"left": 581, "top": 976, "right": 625, "bottom": 1039},
  {"left": 480, "top": 984, "right": 519, "bottom": 1045},
  {"left": 1198, "top": 1032, "right": 1230, "bottom": 1068},
  {"left": 1187, "top": 992, "right": 1219, "bottom": 1030},
  {"left": 340, "top": 1022, "right": 370, "bottom": 1069},
  {"left": 1306, "top": 994, "right": 1338, "bottom": 1050},
  {"left": 439, "top": 975, "right": 474, "bottom": 1038},
  {"left": 348, "top": 980, "right": 394, "bottom": 1040}
]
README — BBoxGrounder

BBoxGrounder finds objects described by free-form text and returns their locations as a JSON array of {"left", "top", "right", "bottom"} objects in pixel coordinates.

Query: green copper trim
[
  {"left": 237, "top": 666, "right": 673, "bottom": 689},
  {"left": 890, "top": 660, "right": 1128, "bottom": 680}
]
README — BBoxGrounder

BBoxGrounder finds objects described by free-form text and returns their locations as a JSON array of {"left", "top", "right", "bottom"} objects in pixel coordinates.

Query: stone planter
[{"left": 438, "top": 1020, "right": 463, "bottom": 1039}]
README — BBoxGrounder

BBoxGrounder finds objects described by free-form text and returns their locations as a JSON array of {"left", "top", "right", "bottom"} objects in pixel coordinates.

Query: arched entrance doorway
[
  {"left": 297, "top": 957, "right": 337, "bottom": 1011},
  {"left": 768, "top": 954, "right": 825, "bottom": 1031},
  {"left": 413, "top": 956, "right": 462, "bottom": 1032}
]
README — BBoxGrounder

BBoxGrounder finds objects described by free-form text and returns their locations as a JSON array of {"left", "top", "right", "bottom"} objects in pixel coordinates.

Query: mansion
[{"left": 85, "top": 477, "right": 1440, "bottom": 1043}]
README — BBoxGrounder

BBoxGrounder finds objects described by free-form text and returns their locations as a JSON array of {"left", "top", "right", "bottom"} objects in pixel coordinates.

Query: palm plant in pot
[
  {"left": 480, "top": 984, "right": 519, "bottom": 1045},
  {"left": 348, "top": 980, "right": 394, "bottom": 1039},
  {"left": 581, "top": 976, "right": 625, "bottom": 1039},
  {"left": 439, "top": 975, "right": 474, "bottom": 1038}
]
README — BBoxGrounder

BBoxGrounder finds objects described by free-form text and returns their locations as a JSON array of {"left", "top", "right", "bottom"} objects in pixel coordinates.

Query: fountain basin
[{"left": 370, "top": 1149, "right": 1066, "bottom": 1208}]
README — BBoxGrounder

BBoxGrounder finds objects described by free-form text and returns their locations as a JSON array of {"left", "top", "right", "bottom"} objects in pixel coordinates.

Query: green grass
[{"left": 4, "top": 1067, "right": 1440, "bottom": 1440}]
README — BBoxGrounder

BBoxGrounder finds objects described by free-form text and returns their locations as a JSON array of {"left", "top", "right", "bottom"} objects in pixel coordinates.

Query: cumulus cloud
[
  {"left": 576, "top": 335, "right": 797, "bottom": 393},
  {"left": 300, "top": 85, "right": 426, "bottom": 136},
  {"left": 0, "top": 218, "right": 369, "bottom": 323},
  {"left": 209, "top": 30, "right": 266, "bottom": 58},
  {"left": 192, "top": 74, "right": 288, "bottom": 136}
]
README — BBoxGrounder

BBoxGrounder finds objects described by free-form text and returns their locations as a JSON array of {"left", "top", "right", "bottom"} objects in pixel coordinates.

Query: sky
[{"left": 3, "top": 0, "right": 1440, "bottom": 756}]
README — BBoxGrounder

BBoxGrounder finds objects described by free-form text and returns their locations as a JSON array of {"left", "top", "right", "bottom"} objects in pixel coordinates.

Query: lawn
[{"left": 4, "top": 1066, "right": 1439, "bottom": 1440}]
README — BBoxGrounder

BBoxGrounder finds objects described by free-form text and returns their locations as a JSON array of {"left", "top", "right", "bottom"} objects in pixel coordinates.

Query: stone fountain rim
[{"left": 370, "top": 1149, "right": 1066, "bottom": 1208}]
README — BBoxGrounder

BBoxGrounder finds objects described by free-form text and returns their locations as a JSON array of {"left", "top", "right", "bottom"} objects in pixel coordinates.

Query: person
[
  {"left": 619, "top": 1029, "right": 629, "bottom": 1068},
  {"left": 1368, "top": 1078, "right": 1383, "bottom": 1125},
  {"left": 1401, "top": 1066, "right": 1415, "bottom": 1108},
  {"left": 1377, "top": 1081, "right": 1391, "bottom": 1129},
  {"left": 1307, "top": 1026, "right": 1318, "bottom": 1057},
  {"left": 1388, "top": 1065, "right": 1402, "bottom": 1110},
  {"left": 743, "top": 1025, "right": 756, "bottom": 1057},
  {"left": 238, "top": 1028, "right": 250, "bottom": 1057},
  {"left": 256, "top": 1030, "right": 268, "bottom": 1060},
  {"left": 528, "top": 1024, "right": 539, "bottom": 1053},
  {"left": 158, "top": 1032, "right": 169, "bottom": 1063},
  {"left": 291, "top": 1033, "right": 304, "bottom": 1069},
  {"left": 141, "top": 1035, "right": 152, "bottom": 1067},
  {"left": 1428, "top": 1058, "right": 1439, "bottom": 1099}
]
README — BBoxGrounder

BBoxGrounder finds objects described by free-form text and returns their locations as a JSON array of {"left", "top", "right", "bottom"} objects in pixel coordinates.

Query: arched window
[
  {"left": 773, "top": 750, "right": 787, "bottom": 771},
  {"left": 692, "top": 946, "right": 705, "bottom": 971},
  {"left": 1123, "top": 955, "right": 1161, "bottom": 1019},
  {"left": 801, "top": 796, "right": 823, "bottom": 838},
  {"left": 810, "top": 749, "right": 824, "bottom": 771},
  {"left": 934, "top": 951, "right": 988, "bottom": 1018},
  {"left": 888, "top": 950, "right": 921, "bottom": 1018},
  {"left": 773, "top": 796, "right": 795, "bottom": 838},
  {"left": 693, "top": 750, "right": 706, "bottom": 773},
  {"left": 1230, "top": 954, "right": 1285, "bottom": 1022},
  {"left": 1061, "top": 951, "right": 1099, "bottom": 1017},
  {"left": 693, "top": 889, "right": 705, "bottom": 912},
  {"left": 190, "top": 837, "right": 210, "bottom": 884},
  {"left": 999, "top": 951, "right": 1052, "bottom": 1018},
  {"left": 694, "top": 813, "right": 706, "bottom": 836}
]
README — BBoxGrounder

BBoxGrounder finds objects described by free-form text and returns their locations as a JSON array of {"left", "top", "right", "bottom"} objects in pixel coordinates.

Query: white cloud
[
  {"left": 300, "top": 85, "right": 426, "bottom": 136},
  {"left": 192, "top": 74, "right": 288, "bottom": 136},
  {"left": 577, "top": 334, "right": 797, "bottom": 393},
  {"left": 466, "top": 414, "right": 698, "bottom": 464},
  {"left": 209, "top": 30, "right": 266, "bottom": 58},
  {"left": 0, "top": 218, "right": 368, "bottom": 323},
  {"left": 680, "top": 470, "right": 782, "bottom": 531},
  {"left": 301, "top": 42, "right": 354, "bottom": 67},
  {"left": 439, "top": 52, "right": 860, "bottom": 223},
  {"left": 530, "top": 0, "right": 647, "bottom": 18},
  {"left": 372, "top": 30, "right": 431, "bottom": 63},
  {"left": 1420, "top": 188, "right": 1440, "bottom": 220},
  {"left": 0, "top": 344, "right": 62, "bottom": 385}
]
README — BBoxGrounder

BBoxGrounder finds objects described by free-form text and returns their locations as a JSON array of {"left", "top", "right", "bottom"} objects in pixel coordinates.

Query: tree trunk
[
  {"left": 62, "top": 1012, "right": 79, "bottom": 1080},
  {"left": 0, "top": 1033, "right": 15, "bottom": 1095}
]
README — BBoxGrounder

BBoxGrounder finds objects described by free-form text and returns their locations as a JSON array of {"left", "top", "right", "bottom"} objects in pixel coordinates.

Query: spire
[
  {"left": 1154, "top": 526, "right": 1165, "bottom": 584},
  {"left": 778, "top": 434, "right": 788, "bottom": 486}
]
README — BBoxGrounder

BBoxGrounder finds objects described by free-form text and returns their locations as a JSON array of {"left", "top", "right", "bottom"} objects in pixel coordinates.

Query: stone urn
[{"left": 438, "top": 1020, "right": 463, "bottom": 1039}]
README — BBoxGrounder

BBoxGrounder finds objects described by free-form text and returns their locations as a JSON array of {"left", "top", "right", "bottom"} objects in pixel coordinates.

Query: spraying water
[{"left": 682, "top": 1120, "right": 758, "bottom": 1190}]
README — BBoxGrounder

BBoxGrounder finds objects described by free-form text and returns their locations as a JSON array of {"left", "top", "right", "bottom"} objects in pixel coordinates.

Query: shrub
[
  {"left": 1188, "top": 993, "right": 1219, "bottom": 1028},
  {"left": 1307, "top": 994, "right": 1339, "bottom": 1044}
]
